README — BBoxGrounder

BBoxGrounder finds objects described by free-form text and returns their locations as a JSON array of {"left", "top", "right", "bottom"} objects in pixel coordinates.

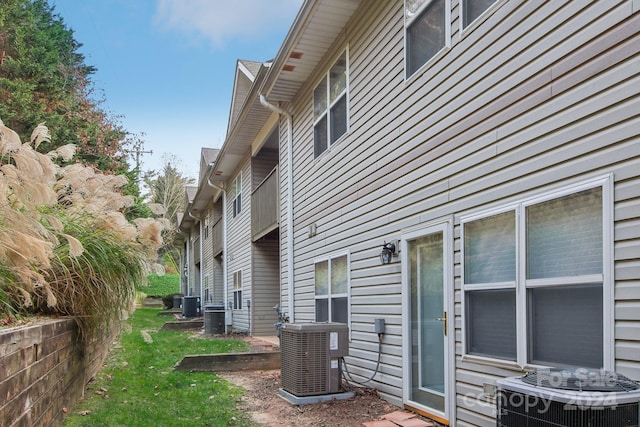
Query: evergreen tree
[{"left": 0, "top": 0, "right": 130, "bottom": 172}]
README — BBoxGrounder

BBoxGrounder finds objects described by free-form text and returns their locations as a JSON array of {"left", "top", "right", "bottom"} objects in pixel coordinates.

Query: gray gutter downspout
[
  {"left": 207, "top": 178, "right": 229, "bottom": 332},
  {"left": 177, "top": 229, "right": 189, "bottom": 296},
  {"left": 259, "top": 94, "right": 295, "bottom": 323},
  {"left": 187, "top": 210, "right": 202, "bottom": 298}
]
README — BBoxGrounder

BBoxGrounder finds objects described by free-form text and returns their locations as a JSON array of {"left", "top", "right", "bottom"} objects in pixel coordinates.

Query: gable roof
[
  {"left": 228, "top": 59, "right": 265, "bottom": 135},
  {"left": 185, "top": 185, "right": 197, "bottom": 204},
  {"left": 198, "top": 147, "right": 220, "bottom": 185},
  {"left": 208, "top": 60, "right": 272, "bottom": 187}
]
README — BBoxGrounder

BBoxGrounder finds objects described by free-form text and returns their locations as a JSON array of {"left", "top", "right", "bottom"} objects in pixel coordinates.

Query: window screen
[
  {"left": 464, "top": 211, "right": 516, "bottom": 284},
  {"left": 527, "top": 188, "right": 603, "bottom": 279},
  {"left": 528, "top": 284, "right": 603, "bottom": 368},
  {"left": 466, "top": 289, "right": 517, "bottom": 360}
]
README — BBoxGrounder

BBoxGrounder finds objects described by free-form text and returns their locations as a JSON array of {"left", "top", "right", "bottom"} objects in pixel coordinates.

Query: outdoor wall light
[{"left": 380, "top": 241, "right": 398, "bottom": 265}]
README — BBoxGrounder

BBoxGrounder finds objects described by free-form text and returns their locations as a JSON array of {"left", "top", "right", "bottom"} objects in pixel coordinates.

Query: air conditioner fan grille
[
  {"left": 522, "top": 368, "right": 640, "bottom": 392},
  {"left": 280, "top": 330, "right": 328, "bottom": 396}
]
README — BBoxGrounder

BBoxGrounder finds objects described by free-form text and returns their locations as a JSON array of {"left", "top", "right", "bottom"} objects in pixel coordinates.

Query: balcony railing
[
  {"left": 212, "top": 217, "right": 223, "bottom": 256},
  {"left": 251, "top": 165, "right": 279, "bottom": 241}
]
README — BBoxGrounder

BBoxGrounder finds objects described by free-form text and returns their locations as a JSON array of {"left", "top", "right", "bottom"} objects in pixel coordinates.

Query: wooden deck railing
[{"left": 251, "top": 165, "right": 279, "bottom": 241}]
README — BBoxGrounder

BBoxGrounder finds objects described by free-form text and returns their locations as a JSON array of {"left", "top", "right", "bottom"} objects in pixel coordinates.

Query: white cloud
[{"left": 154, "top": 0, "right": 302, "bottom": 47}]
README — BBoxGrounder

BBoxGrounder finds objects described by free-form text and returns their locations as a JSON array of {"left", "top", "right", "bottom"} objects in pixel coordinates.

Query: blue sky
[{"left": 49, "top": 0, "right": 302, "bottom": 179}]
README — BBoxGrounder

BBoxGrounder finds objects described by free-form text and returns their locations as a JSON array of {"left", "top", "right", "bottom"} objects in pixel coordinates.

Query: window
[
  {"left": 462, "top": 181, "right": 609, "bottom": 369},
  {"left": 462, "top": 0, "right": 497, "bottom": 28},
  {"left": 314, "top": 50, "right": 348, "bottom": 158},
  {"left": 204, "top": 214, "right": 210, "bottom": 239},
  {"left": 233, "top": 270, "right": 242, "bottom": 310},
  {"left": 464, "top": 211, "right": 517, "bottom": 360},
  {"left": 405, "top": 0, "right": 447, "bottom": 77},
  {"left": 232, "top": 173, "right": 242, "bottom": 218},
  {"left": 315, "top": 254, "right": 349, "bottom": 323},
  {"left": 204, "top": 274, "right": 210, "bottom": 303}
]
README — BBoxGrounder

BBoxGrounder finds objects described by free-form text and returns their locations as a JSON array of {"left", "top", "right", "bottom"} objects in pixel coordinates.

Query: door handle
[{"left": 436, "top": 312, "right": 447, "bottom": 336}]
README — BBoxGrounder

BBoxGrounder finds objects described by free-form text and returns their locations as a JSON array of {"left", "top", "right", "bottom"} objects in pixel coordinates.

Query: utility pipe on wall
[
  {"left": 188, "top": 210, "right": 202, "bottom": 298},
  {"left": 177, "top": 229, "right": 189, "bottom": 295},
  {"left": 259, "top": 94, "right": 295, "bottom": 323}
]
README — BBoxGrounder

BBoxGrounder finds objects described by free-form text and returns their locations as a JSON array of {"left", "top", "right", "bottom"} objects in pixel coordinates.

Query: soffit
[{"left": 262, "top": 0, "right": 363, "bottom": 102}]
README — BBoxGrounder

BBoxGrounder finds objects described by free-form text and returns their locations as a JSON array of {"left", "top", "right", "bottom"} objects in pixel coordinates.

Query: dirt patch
[{"left": 220, "top": 369, "right": 426, "bottom": 427}]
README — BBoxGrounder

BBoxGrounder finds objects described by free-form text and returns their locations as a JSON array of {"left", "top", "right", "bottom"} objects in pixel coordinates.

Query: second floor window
[
  {"left": 314, "top": 50, "right": 348, "bottom": 158},
  {"left": 232, "top": 173, "right": 242, "bottom": 218},
  {"left": 405, "top": 0, "right": 446, "bottom": 77},
  {"left": 462, "top": 0, "right": 497, "bottom": 28}
]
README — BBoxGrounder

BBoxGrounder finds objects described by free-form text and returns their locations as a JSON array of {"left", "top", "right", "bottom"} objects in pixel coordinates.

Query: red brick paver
[
  {"left": 363, "top": 421, "right": 400, "bottom": 427},
  {"left": 382, "top": 411, "right": 416, "bottom": 422},
  {"left": 396, "top": 417, "right": 436, "bottom": 427}
]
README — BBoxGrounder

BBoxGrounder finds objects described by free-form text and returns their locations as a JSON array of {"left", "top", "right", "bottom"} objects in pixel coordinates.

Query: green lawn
[
  {"left": 64, "top": 308, "right": 252, "bottom": 427},
  {"left": 139, "top": 274, "right": 181, "bottom": 297}
]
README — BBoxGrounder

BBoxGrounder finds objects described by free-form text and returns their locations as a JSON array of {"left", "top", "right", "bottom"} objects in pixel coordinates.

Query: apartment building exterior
[
  {"left": 178, "top": 60, "right": 281, "bottom": 336},
  {"left": 181, "top": 1, "right": 639, "bottom": 424},
  {"left": 257, "top": 0, "right": 640, "bottom": 425}
]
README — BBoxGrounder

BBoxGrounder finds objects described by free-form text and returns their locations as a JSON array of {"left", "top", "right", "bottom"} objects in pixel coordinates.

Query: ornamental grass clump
[{"left": 0, "top": 120, "right": 167, "bottom": 337}]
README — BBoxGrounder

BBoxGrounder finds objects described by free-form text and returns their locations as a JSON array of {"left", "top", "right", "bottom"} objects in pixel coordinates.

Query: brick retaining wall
[{"left": 0, "top": 319, "right": 114, "bottom": 426}]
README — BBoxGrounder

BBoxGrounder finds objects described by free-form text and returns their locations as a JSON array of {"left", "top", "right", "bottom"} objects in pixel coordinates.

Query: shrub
[
  {"left": 140, "top": 273, "right": 180, "bottom": 297},
  {"left": 0, "top": 121, "right": 168, "bottom": 338}
]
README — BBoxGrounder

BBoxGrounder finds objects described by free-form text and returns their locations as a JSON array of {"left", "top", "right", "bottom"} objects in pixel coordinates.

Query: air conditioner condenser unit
[
  {"left": 497, "top": 368, "right": 640, "bottom": 427},
  {"left": 280, "top": 322, "right": 349, "bottom": 397}
]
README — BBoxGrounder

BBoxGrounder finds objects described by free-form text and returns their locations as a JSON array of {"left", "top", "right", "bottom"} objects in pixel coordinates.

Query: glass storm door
[{"left": 405, "top": 225, "right": 450, "bottom": 420}]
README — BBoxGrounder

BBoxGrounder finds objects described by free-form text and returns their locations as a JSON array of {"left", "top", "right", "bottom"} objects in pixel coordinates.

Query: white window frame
[
  {"left": 313, "top": 47, "right": 349, "bottom": 159},
  {"left": 232, "top": 270, "right": 242, "bottom": 310},
  {"left": 232, "top": 173, "right": 242, "bottom": 218},
  {"left": 404, "top": 0, "right": 451, "bottom": 80},
  {"left": 314, "top": 251, "right": 351, "bottom": 327},
  {"left": 204, "top": 274, "right": 210, "bottom": 303},
  {"left": 460, "top": 175, "right": 613, "bottom": 370}
]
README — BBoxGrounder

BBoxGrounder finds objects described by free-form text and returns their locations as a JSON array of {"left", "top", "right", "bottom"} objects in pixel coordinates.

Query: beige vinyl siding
[
  {"left": 211, "top": 256, "right": 224, "bottom": 305},
  {"left": 201, "top": 203, "right": 215, "bottom": 303},
  {"left": 285, "top": 0, "right": 639, "bottom": 424},
  {"left": 251, "top": 147, "right": 280, "bottom": 335},
  {"left": 211, "top": 198, "right": 225, "bottom": 304},
  {"left": 227, "top": 158, "right": 252, "bottom": 332},
  {"left": 278, "top": 117, "right": 293, "bottom": 320},
  {"left": 187, "top": 229, "right": 198, "bottom": 296},
  {"left": 251, "top": 239, "right": 280, "bottom": 336},
  {"left": 614, "top": 172, "right": 640, "bottom": 379}
]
